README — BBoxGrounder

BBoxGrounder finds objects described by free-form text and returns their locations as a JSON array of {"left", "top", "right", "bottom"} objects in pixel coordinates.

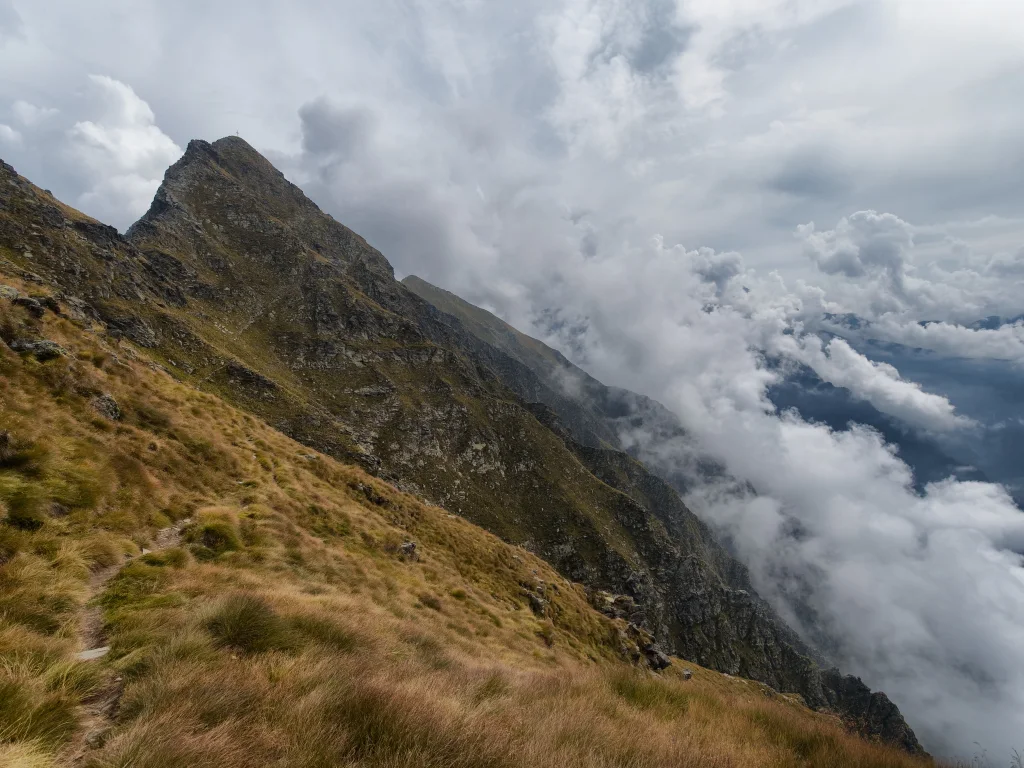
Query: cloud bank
[{"left": 506, "top": 236, "right": 1024, "bottom": 757}]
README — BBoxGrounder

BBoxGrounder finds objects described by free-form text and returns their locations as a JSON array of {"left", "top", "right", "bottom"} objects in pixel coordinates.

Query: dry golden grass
[{"left": 0, "top": 278, "right": 937, "bottom": 767}]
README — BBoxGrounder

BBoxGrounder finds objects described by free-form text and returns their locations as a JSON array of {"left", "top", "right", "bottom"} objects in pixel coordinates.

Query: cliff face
[{"left": 0, "top": 142, "right": 923, "bottom": 753}]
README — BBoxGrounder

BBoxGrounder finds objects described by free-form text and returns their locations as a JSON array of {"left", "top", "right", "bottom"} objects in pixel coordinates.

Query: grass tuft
[{"left": 204, "top": 593, "right": 293, "bottom": 654}]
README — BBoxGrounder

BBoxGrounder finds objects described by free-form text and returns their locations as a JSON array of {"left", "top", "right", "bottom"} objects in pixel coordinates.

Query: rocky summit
[{"left": 0, "top": 139, "right": 923, "bottom": 757}]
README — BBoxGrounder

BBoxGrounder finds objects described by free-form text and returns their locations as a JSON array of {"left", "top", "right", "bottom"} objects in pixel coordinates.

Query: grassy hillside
[{"left": 0, "top": 275, "right": 936, "bottom": 768}]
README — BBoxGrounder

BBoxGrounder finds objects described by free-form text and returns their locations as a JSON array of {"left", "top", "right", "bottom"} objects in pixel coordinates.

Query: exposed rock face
[
  {"left": 0, "top": 143, "right": 923, "bottom": 754},
  {"left": 402, "top": 273, "right": 727, "bottom": 491},
  {"left": 822, "top": 670, "right": 926, "bottom": 754}
]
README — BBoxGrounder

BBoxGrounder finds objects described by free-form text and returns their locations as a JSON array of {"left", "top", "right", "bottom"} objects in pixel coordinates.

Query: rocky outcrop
[
  {"left": 8, "top": 338, "right": 67, "bottom": 361},
  {"left": 823, "top": 670, "right": 926, "bottom": 755}
]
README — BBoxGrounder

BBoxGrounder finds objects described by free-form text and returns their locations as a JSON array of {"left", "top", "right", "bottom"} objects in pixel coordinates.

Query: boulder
[
  {"left": 644, "top": 644, "right": 672, "bottom": 671},
  {"left": 31, "top": 294, "right": 61, "bottom": 315},
  {"left": 12, "top": 295, "right": 45, "bottom": 318},
  {"left": 91, "top": 393, "right": 122, "bottom": 421},
  {"left": 8, "top": 339, "right": 67, "bottom": 361},
  {"left": 527, "top": 592, "right": 548, "bottom": 617},
  {"left": 400, "top": 540, "right": 418, "bottom": 560}
]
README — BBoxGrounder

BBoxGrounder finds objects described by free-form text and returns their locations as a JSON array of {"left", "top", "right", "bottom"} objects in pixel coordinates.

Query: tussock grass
[
  {"left": 204, "top": 593, "right": 292, "bottom": 653},
  {"left": 0, "top": 741, "right": 56, "bottom": 768},
  {"left": 0, "top": 280, "right": 943, "bottom": 768}
]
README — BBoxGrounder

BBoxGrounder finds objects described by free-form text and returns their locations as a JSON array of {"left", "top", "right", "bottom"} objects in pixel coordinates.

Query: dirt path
[{"left": 60, "top": 521, "right": 187, "bottom": 766}]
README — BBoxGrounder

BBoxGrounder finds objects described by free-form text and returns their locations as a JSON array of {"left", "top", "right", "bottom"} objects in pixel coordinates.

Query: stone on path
[{"left": 76, "top": 646, "right": 110, "bottom": 661}]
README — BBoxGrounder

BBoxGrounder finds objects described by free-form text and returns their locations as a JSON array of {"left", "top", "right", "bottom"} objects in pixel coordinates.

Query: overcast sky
[{"left": 3, "top": 0, "right": 1024, "bottom": 757}]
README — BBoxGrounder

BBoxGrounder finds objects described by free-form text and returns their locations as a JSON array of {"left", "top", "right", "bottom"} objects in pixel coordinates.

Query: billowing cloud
[
  {"left": 506, "top": 235, "right": 1024, "bottom": 757},
  {"left": 777, "top": 336, "right": 974, "bottom": 432},
  {"left": 800, "top": 211, "right": 913, "bottom": 284},
  {"left": 66, "top": 75, "right": 182, "bottom": 228},
  {"left": 797, "top": 212, "right": 1024, "bottom": 363},
  {"left": 0, "top": 122, "right": 19, "bottom": 144},
  {"left": 0, "top": 75, "right": 181, "bottom": 229}
]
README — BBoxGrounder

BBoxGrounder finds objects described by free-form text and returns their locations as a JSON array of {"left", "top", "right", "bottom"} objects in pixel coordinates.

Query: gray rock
[
  {"left": 527, "top": 592, "right": 548, "bottom": 617},
  {"left": 400, "top": 540, "right": 418, "bottom": 560},
  {"left": 12, "top": 295, "right": 45, "bottom": 318},
  {"left": 8, "top": 339, "right": 67, "bottom": 361},
  {"left": 0, "top": 285, "right": 19, "bottom": 300},
  {"left": 31, "top": 294, "right": 61, "bottom": 315},
  {"left": 682, "top": 668, "right": 692, "bottom": 680},
  {"left": 821, "top": 669, "right": 926, "bottom": 755},
  {"left": 644, "top": 644, "right": 672, "bottom": 671},
  {"left": 91, "top": 393, "right": 122, "bottom": 421},
  {"left": 76, "top": 646, "right": 110, "bottom": 661}
]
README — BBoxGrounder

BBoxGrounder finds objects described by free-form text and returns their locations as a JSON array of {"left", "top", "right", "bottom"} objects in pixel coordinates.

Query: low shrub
[
  {"left": 418, "top": 593, "right": 442, "bottom": 611},
  {"left": 140, "top": 547, "right": 189, "bottom": 569},
  {"left": 0, "top": 434, "right": 49, "bottom": 475},
  {"left": 98, "top": 561, "right": 169, "bottom": 612}
]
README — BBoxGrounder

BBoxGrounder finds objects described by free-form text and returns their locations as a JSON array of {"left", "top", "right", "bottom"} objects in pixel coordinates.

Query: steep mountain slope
[
  {"left": 401, "top": 274, "right": 935, "bottom": 750},
  {"left": 403, "top": 273, "right": 723, "bottom": 490},
  {"left": 0, "top": 278, "right": 937, "bottom": 768},
  {"left": 0, "top": 144, "right": 921, "bottom": 752}
]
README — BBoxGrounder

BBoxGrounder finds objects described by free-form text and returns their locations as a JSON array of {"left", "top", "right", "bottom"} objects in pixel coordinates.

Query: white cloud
[
  {"left": 778, "top": 335, "right": 973, "bottom": 432},
  {"left": 0, "top": 122, "right": 19, "bottom": 144},
  {"left": 798, "top": 211, "right": 1024, "bottom": 363},
  {"left": 505, "top": 234, "right": 1024, "bottom": 756},
  {"left": 12, "top": 99, "right": 58, "bottom": 126},
  {"left": 63, "top": 75, "right": 182, "bottom": 228},
  {"left": 868, "top": 319, "right": 1024, "bottom": 364},
  {"left": 1, "top": 75, "right": 181, "bottom": 229}
]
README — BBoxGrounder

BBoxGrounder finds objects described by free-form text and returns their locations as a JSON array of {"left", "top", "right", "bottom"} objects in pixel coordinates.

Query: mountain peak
[
  {"left": 168, "top": 135, "right": 288, "bottom": 191},
  {"left": 128, "top": 134, "right": 395, "bottom": 284}
]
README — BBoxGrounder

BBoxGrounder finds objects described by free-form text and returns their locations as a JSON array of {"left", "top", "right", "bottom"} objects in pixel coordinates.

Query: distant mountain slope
[
  {"left": 0, "top": 145, "right": 922, "bottom": 751},
  {"left": 767, "top": 360, "right": 988, "bottom": 491},
  {"left": 818, "top": 318, "right": 1024, "bottom": 506},
  {"left": 403, "top": 274, "right": 725, "bottom": 492}
]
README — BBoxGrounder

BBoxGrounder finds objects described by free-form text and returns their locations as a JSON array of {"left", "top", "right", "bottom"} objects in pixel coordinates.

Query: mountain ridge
[{"left": 0, "top": 139, "right": 923, "bottom": 754}]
